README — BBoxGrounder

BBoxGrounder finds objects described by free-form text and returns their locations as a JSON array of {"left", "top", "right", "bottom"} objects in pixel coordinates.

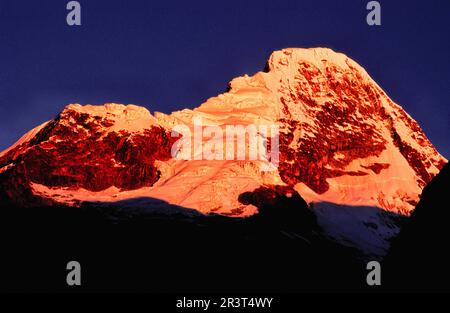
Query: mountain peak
[
  {"left": 61, "top": 103, "right": 158, "bottom": 133},
  {"left": 64, "top": 103, "right": 151, "bottom": 116},
  {"left": 267, "top": 47, "right": 369, "bottom": 79}
]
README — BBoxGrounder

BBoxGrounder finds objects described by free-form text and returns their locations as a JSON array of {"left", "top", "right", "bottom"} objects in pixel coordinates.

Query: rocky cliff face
[
  {"left": 0, "top": 104, "right": 176, "bottom": 207},
  {"left": 0, "top": 48, "right": 446, "bottom": 256},
  {"left": 267, "top": 49, "right": 445, "bottom": 214}
]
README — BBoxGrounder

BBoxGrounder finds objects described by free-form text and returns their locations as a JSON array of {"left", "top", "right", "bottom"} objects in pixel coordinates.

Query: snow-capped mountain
[{"left": 0, "top": 48, "right": 446, "bottom": 257}]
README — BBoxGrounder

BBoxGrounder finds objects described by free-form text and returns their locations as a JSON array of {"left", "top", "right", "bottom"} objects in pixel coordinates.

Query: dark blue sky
[{"left": 0, "top": 0, "right": 448, "bottom": 157}]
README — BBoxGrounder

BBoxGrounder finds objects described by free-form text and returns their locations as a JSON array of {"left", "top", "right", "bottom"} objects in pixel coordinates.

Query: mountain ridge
[{"left": 0, "top": 47, "right": 446, "bottom": 256}]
